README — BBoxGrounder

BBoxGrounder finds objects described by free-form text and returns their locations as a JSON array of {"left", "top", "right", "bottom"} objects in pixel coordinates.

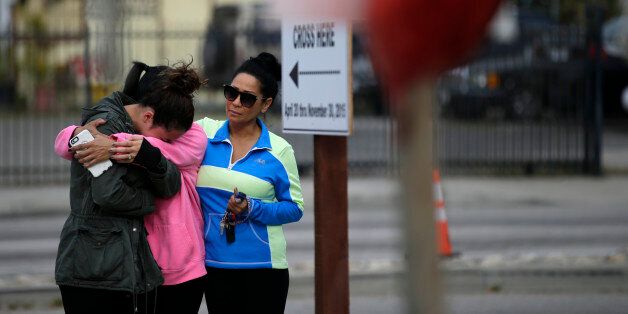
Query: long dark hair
[{"left": 123, "top": 60, "right": 205, "bottom": 131}]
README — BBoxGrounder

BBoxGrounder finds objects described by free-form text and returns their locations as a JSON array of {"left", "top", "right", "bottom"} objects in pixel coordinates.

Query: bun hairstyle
[
  {"left": 161, "top": 61, "right": 204, "bottom": 96},
  {"left": 233, "top": 52, "right": 281, "bottom": 105},
  {"left": 122, "top": 60, "right": 206, "bottom": 132}
]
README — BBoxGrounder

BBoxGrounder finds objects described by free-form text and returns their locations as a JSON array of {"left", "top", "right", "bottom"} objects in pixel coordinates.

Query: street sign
[
  {"left": 281, "top": 20, "right": 352, "bottom": 136},
  {"left": 281, "top": 17, "right": 352, "bottom": 314}
]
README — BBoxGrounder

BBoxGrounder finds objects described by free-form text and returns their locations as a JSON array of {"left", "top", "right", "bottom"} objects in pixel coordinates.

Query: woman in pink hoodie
[{"left": 54, "top": 61, "right": 208, "bottom": 314}]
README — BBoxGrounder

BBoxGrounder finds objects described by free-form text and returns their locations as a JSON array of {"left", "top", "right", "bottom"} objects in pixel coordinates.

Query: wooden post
[
  {"left": 396, "top": 81, "right": 442, "bottom": 314},
  {"left": 314, "top": 135, "right": 349, "bottom": 314}
]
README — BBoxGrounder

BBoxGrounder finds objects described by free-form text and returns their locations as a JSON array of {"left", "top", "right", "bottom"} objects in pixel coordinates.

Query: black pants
[
  {"left": 59, "top": 285, "right": 155, "bottom": 314},
  {"left": 155, "top": 275, "right": 206, "bottom": 314},
  {"left": 204, "top": 267, "right": 289, "bottom": 314}
]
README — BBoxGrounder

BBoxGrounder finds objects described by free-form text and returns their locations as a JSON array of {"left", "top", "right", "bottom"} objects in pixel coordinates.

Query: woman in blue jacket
[{"left": 195, "top": 52, "right": 304, "bottom": 314}]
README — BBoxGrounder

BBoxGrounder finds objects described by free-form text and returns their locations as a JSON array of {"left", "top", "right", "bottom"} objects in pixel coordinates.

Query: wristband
[{"left": 133, "top": 140, "right": 164, "bottom": 173}]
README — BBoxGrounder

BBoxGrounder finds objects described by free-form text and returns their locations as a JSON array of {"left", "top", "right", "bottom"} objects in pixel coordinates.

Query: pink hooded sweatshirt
[{"left": 54, "top": 123, "right": 207, "bottom": 285}]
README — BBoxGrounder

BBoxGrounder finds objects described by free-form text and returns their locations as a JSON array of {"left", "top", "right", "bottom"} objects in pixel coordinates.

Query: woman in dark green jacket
[{"left": 55, "top": 62, "right": 203, "bottom": 314}]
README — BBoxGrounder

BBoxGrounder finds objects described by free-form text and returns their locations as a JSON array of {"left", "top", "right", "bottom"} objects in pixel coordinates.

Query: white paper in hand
[{"left": 69, "top": 129, "right": 113, "bottom": 177}]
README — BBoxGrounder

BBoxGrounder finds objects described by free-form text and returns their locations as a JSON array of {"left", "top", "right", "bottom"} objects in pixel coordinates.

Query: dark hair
[
  {"left": 232, "top": 52, "right": 281, "bottom": 105},
  {"left": 123, "top": 60, "right": 205, "bottom": 131}
]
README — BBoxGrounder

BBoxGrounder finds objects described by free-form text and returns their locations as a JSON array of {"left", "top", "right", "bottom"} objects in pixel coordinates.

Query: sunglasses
[{"left": 222, "top": 84, "right": 266, "bottom": 108}]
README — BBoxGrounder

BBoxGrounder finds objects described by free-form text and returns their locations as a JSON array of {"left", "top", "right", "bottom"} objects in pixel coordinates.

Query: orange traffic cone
[{"left": 433, "top": 169, "right": 453, "bottom": 257}]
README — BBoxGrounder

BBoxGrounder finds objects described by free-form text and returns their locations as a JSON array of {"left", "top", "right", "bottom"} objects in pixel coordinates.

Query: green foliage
[{"left": 22, "top": 13, "right": 52, "bottom": 83}]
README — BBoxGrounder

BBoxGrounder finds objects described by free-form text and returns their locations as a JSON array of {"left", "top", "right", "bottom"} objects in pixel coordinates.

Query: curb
[
  {"left": 0, "top": 186, "right": 69, "bottom": 218},
  {"left": 4, "top": 254, "right": 627, "bottom": 294},
  {"left": 0, "top": 177, "right": 400, "bottom": 218}
]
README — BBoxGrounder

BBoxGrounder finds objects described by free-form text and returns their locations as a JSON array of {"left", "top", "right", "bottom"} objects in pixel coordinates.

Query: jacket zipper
[{"left": 226, "top": 139, "right": 266, "bottom": 170}]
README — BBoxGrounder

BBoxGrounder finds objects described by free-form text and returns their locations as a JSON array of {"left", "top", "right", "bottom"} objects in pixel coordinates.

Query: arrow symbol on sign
[{"left": 289, "top": 62, "right": 341, "bottom": 88}]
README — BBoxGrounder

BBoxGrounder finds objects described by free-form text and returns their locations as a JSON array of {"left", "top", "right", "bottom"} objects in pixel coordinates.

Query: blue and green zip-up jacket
[{"left": 195, "top": 117, "right": 304, "bottom": 269}]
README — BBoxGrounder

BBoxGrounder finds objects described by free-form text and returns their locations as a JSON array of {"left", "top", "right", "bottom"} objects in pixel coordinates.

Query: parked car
[
  {"left": 438, "top": 8, "right": 628, "bottom": 121},
  {"left": 601, "top": 15, "right": 628, "bottom": 119}
]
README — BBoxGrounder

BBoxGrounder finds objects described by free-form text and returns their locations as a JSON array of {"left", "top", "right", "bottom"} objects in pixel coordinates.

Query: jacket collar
[
  {"left": 211, "top": 118, "right": 272, "bottom": 151},
  {"left": 81, "top": 91, "right": 136, "bottom": 132}
]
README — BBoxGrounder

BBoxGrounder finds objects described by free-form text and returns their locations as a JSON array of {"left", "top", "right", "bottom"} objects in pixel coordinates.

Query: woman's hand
[
  {"left": 227, "top": 188, "right": 248, "bottom": 215},
  {"left": 71, "top": 118, "right": 106, "bottom": 137},
  {"left": 110, "top": 135, "right": 143, "bottom": 164},
  {"left": 70, "top": 119, "right": 114, "bottom": 168}
]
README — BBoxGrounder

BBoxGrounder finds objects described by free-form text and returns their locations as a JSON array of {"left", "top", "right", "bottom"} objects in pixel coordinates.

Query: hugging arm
[
  {"left": 78, "top": 115, "right": 157, "bottom": 216},
  {"left": 54, "top": 120, "right": 182, "bottom": 199},
  {"left": 112, "top": 123, "right": 207, "bottom": 170}
]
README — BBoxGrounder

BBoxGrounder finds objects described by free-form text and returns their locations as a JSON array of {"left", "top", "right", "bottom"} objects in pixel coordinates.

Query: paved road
[
  {"left": 2, "top": 176, "right": 628, "bottom": 279},
  {"left": 7, "top": 293, "right": 628, "bottom": 314},
  {"left": 1, "top": 176, "right": 628, "bottom": 313}
]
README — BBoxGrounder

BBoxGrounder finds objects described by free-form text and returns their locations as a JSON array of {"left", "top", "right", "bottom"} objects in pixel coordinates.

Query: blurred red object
[{"left": 366, "top": 0, "right": 502, "bottom": 99}]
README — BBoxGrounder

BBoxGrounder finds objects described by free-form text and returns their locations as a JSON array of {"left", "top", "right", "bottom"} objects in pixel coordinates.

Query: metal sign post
[{"left": 282, "top": 19, "right": 352, "bottom": 314}]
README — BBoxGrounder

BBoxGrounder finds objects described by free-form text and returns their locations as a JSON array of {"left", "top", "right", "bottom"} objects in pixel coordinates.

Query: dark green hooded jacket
[{"left": 55, "top": 92, "right": 181, "bottom": 293}]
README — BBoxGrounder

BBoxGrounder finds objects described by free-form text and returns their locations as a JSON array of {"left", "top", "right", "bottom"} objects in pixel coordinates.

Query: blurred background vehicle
[
  {"left": 438, "top": 3, "right": 628, "bottom": 121},
  {"left": 601, "top": 14, "right": 628, "bottom": 120}
]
